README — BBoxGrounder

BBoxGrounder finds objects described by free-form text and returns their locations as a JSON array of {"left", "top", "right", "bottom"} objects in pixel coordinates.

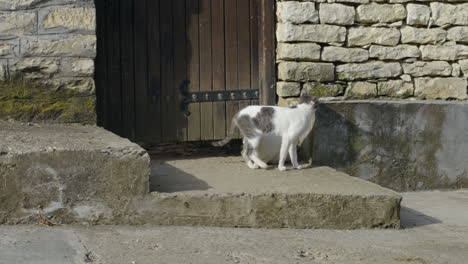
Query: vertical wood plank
[
  {"left": 95, "top": 0, "right": 107, "bottom": 127},
  {"left": 120, "top": 0, "right": 136, "bottom": 140},
  {"left": 106, "top": 0, "right": 123, "bottom": 135},
  {"left": 237, "top": 0, "right": 252, "bottom": 112},
  {"left": 160, "top": 0, "right": 176, "bottom": 142},
  {"left": 134, "top": 0, "right": 150, "bottom": 142},
  {"left": 147, "top": 0, "right": 162, "bottom": 143},
  {"left": 211, "top": 0, "right": 226, "bottom": 140},
  {"left": 186, "top": 0, "right": 201, "bottom": 141},
  {"left": 199, "top": 0, "right": 214, "bottom": 140},
  {"left": 225, "top": 0, "right": 239, "bottom": 138},
  {"left": 173, "top": 0, "right": 188, "bottom": 142},
  {"left": 250, "top": 0, "right": 259, "bottom": 106},
  {"left": 259, "top": 0, "right": 276, "bottom": 106}
]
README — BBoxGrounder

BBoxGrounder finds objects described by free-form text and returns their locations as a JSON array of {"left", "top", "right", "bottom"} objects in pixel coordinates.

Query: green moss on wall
[{"left": 0, "top": 77, "right": 96, "bottom": 124}]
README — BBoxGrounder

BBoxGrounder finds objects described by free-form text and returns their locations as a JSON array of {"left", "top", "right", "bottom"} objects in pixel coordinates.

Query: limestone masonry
[
  {"left": 276, "top": 0, "right": 468, "bottom": 104},
  {"left": 0, "top": 0, "right": 96, "bottom": 123}
]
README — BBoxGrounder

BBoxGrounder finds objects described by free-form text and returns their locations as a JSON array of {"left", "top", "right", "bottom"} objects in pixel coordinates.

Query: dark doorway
[{"left": 95, "top": 0, "right": 276, "bottom": 143}]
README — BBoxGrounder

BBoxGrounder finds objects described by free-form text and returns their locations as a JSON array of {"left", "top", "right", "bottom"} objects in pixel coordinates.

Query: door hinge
[{"left": 180, "top": 80, "right": 259, "bottom": 116}]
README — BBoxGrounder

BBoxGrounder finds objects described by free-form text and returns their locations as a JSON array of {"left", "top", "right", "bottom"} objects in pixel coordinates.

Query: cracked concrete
[{"left": 1, "top": 190, "right": 467, "bottom": 264}]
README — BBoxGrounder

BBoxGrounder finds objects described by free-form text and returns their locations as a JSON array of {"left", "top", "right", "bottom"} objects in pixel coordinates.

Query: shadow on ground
[
  {"left": 400, "top": 206, "right": 442, "bottom": 229},
  {"left": 150, "top": 161, "right": 212, "bottom": 192}
]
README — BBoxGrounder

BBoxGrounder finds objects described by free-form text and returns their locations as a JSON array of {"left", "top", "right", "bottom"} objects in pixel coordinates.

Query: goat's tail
[{"left": 211, "top": 117, "right": 237, "bottom": 147}]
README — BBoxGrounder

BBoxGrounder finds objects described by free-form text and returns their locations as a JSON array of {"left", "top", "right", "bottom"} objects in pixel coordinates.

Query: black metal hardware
[{"left": 180, "top": 80, "right": 259, "bottom": 116}]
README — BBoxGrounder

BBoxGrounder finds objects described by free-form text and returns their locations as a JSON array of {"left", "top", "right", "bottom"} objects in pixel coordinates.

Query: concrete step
[
  {"left": 0, "top": 121, "right": 401, "bottom": 229},
  {"left": 141, "top": 157, "right": 401, "bottom": 229}
]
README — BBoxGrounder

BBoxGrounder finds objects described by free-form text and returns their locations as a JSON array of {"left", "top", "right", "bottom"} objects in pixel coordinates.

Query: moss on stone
[{"left": 0, "top": 77, "right": 95, "bottom": 124}]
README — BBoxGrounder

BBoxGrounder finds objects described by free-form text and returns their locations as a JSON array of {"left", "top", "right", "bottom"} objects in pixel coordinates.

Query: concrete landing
[{"left": 142, "top": 156, "right": 401, "bottom": 229}]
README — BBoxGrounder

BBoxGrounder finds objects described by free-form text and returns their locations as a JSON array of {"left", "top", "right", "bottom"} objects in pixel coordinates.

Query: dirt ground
[{"left": 1, "top": 190, "right": 467, "bottom": 264}]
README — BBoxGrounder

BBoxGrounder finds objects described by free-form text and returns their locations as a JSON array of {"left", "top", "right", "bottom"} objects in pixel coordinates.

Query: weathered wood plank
[{"left": 211, "top": 0, "right": 226, "bottom": 140}]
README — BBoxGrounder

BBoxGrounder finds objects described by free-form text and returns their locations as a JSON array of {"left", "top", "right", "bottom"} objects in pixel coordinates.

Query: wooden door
[{"left": 95, "top": 0, "right": 276, "bottom": 143}]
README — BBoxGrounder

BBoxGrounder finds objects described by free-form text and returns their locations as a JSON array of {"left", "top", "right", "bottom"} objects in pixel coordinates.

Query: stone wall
[
  {"left": 0, "top": 0, "right": 96, "bottom": 124},
  {"left": 276, "top": 0, "right": 468, "bottom": 105}
]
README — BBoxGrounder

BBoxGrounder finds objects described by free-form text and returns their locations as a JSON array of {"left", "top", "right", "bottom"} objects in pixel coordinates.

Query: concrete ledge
[
  {"left": 306, "top": 101, "right": 468, "bottom": 192},
  {"left": 127, "top": 157, "right": 402, "bottom": 229},
  {"left": 0, "top": 121, "right": 150, "bottom": 224}
]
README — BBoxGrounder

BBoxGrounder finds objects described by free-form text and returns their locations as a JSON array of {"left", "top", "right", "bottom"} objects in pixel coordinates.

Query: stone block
[
  {"left": 0, "top": 38, "right": 19, "bottom": 58},
  {"left": 452, "top": 63, "right": 461, "bottom": 77},
  {"left": 277, "top": 1, "right": 318, "bottom": 24},
  {"left": 460, "top": 59, "right": 468, "bottom": 76},
  {"left": 60, "top": 58, "right": 95, "bottom": 77},
  {"left": 378, "top": 80, "right": 413, "bottom": 98},
  {"left": 447, "top": 27, "right": 468, "bottom": 43},
  {"left": 348, "top": 27, "right": 400, "bottom": 47},
  {"left": 0, "top": 11, "right": 36, "bottom": 38},
  {"left": 415, "top": 77, "right": 467, "bottom": 99},
  {"left": 420, "top": 45, "right": 468, "bottom": 61},
  {"left": 21, "top": 35, "right": 96, "bottom": 58},
  {"left": 37, "top": 77, "right": 96, "bottom": 93},
  {"left": 356, "top": 3, "right": 406, "bottom": 24},
  {"left": 431, "top": 3, "right": 468, "bottom": 26},
  {"left": 277, "top": 43, "right": 321, "bottom": 61},
  {"left": 402, "top": 61, "right": 452, "bottom": 77},
  {"left": 401, "top": 27, "right": 447, "bottom": 45},
  {"left": 276, "top": 82, "right": 301, "bottom": 97},
  {"left": 278, "top": 61, "right": 335, "bottom": 82},
  {"left": 336, "top": 61, "right": 402, "bottom": 80},
  {"left": 322, "top": 46, "right": 369, "bottom": 62},
  {"left": 39, "top": 4, "right": 96, "bottom": 34},
  {"left": 9, "top": 57, "right": 60, "bottom": 79},
  {"left": 369, "top": 45, "right": 420, "bottom": 60},
  {"left": 303, "top": 82, "right": 345, "bottom": 97},
  {"left": 406, "top": 4, "right": 430, "bottom": 26},
  {"left": 277, "top": 23, "right": 346, "bottom": 43},
  {"left": 346, "top": 82, "right": 377, "bottom": 99},
  {"left": 319, "top": 3, "right": 355, "bottom": 25}
]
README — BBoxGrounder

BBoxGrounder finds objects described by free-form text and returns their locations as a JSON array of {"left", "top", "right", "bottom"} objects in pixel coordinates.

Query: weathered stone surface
[
  {"left": 401, "top": 74, "right": 412, "bottom": 82},
  {"left": 460, "top": 59, "right": 468, "bottom": 76},
  {"left": 9, "top": 58, "right": 60, "bottom": 79},
  {"left": 21, "top": 35, "right": 96, "bottom": 57},
  {"left": 369, "top": 45, "right": 420, "bottom": 60},
  {"left": 378, "top": 80, "right": 413, "bottom": 98},
  {"left": 276, "top": 82, "right": 301, "bottom": 97},
  {"left": 431, "top": 3, "right": 468, "bottom": 26},
  {"left": 58, "top": 58, "right": 94, "bottom": 77},
  {"left": 277, "top": 96, "right": 299, "bottom": 108},
  {"left": 0, "top": 0, "right": 43, "bottom": 10},
  {"left": 420, "top": 45, "right": 468, "bottom": 61},
  {"left": 277, "top": 1, "right": 318, "bottom": 24},
  {"left": 0, "top": 60, "right": 6, "bottom": 80},
  {"left": 334, "top": 0, "right": 368, "bottom": 3},
  {"left": 336, "top": 61, "right": 402, "bottom": 80},
  {"left": 322, "top": 47, "right": 368, "bottom": 62},
  {"left": 452, "top": 63, "right": 461, "bottom": 77},
  {"left": 401, "top": 27, "right": 447, "bottom": 45},
  {"left": 277, "top": 43, "right": 321, "bottom": 61},
  {"left": 277, "top": 23, "right": 346, "bottom": 43},
  {"left": 39, "top": 5, "right": 96, "bottom": 34},
  {"left": 0, "top": 38, "right": 18, "bottom": 57},
  {"left": 38, "top": 78, "right": 96, "bottom": 93},
  {"left": 319, "top": 3, "right": 355, "bottom": 25},
  {"left": 0, "top": 11, "right": 36, "bottom": 38},
  {"left": 406, "top": 4, "right": 430, "bottom": 26},
  {"left": 402, "top": 61, "right": 452, "bottom": 77},
  {"left": 311, "top": 101, "right": 468, "bottom": 191},
  {"left": 447, "top": 27, "right": 468, "bottom": 43},
  {"left": 346, "top": 82, "right": 377, "bottom": 99},
  {"left": 278, "top": 61, "right": 334, "bottom": 82},
  {"left": 303, "top": 82, "right": 345, "bottom": 97},
  {"left": 356, "top": 3, "right": 406, "bottom": 24},
  {"left": 348, "top": 27, "right": 400, "bottom": 47},
  {"left": 415, "top": 77, "right": 468, "bottom": 99},
  {"left": 0, "top": 121, "right": 150, "bottom": 224}
]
